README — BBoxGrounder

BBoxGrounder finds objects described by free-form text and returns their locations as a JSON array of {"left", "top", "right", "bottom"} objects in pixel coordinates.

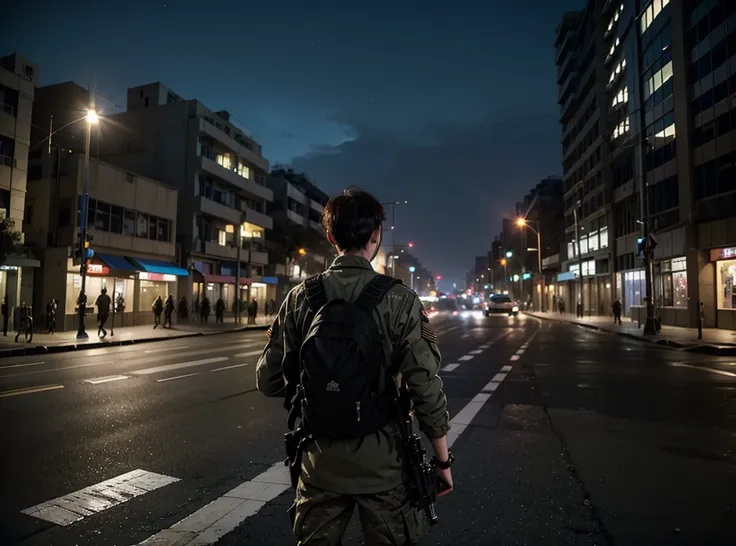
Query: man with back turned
[{"left": 256, "top": 187, "right": 453, "bottom": 545}]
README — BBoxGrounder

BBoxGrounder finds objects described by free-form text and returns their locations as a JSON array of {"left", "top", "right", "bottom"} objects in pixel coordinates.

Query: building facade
[
  {"left": 24, "top": 155, "right": 185, "bottom": 330},
  {"left": 266, "top": 167, "right": 332, "bottom": 301},
  {"left": 98, "top": 82, "right": 275, "bottom": 313},
  {"left": 0, "top": 53, "right": 40, "bottom": 326}
]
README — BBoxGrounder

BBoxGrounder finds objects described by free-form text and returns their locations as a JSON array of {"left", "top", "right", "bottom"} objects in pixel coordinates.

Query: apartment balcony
[
  {"left": 0, "top": 107, "right": 18, "bottom": 139},
  {"left": 199, "top": 118, "right": 269, "bottom": 173},
  {"left": 199, "top": 155, "right": 273, "bottom": 202},
  {"left": 558, "top": 72, "right": 576, "bottom": 105},
  {"left": 310, "top": 200, "right": 324, "bottom": 214},
  {"left": 309, "top": 220, "right": 322, "bottom": 231},
  {"left": 197, "top": 239, "right": 269, "bottom": 265},
  {"left": 244, "top": 207, "right": 273, "bottom": 231},
  {"left": 198, "top": 196, "right": 243, "bottom": 225}
]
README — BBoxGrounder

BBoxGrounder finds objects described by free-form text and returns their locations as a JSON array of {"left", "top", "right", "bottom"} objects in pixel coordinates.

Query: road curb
[
  {"left": 0, "top": 324, "right": 268, "bottom": 359},
  {"left": 525, "top": 313, "right": 736, "bottom": 355}
]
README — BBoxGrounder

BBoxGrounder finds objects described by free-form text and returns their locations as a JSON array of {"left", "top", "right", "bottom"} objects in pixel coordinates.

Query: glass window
[
  {"left": 672, "top": 271, "right": 688, "bottom": 307},
  {"left": 600, "top": 226, "right": 609, "bottom": 248},
  {"left": 580, "top": 236, "right": 589, "bottom": 255},
  {"left": 139, "top": 280, "right": 170, "bottom": 312},
  {"left": 123, "top": 210, "right": 136, "bottom": 236},
  {"left": 94, "top": 201, "right": 110, "bottom": 231},
  {"left": 111, "top": 206, "right": 123, "bottom": 234},
  {"left": 136, "top": 213, "right": 148, "bottom": 238},
  {"left": 216, "top": 153, "right": 232, "bottom": 170},
  {"left": 218, "top": 229, "right": 227, "bottom": 246},
  {"left": 237, "top": 162, "right": 250, "bottom": 179},
  {"left": 717, "top": 259, "right": 736, "bottom": 309},
  {"left": 149, "top": 215, "right": 158, "bottom": 240},
  {"left": 158, "top": 218, "right": 170, "bottom": 242},
  {"left": 588, "top": 230, "right": 599, "bottom": 252}
]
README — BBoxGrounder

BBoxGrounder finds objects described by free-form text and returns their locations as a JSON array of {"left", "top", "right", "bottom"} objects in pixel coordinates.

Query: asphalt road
[{"left": 1, "top": 311, "right": 733, "bottom": 545}]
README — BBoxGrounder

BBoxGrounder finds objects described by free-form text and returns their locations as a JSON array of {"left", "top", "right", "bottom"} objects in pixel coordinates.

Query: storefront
[
  {"left": 713, "top": 246, "right": 736, "bottom": 329},
  {"left": 192, "top": 273, "right": 278, "bottom": 319},
  {"left": 61, "top": 253, "right": 188, "bottom": 331}
]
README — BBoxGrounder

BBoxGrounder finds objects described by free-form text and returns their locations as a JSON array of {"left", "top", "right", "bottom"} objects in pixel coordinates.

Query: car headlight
[{"left": 512, "top": 306, "right": 519, "bottom": 312}]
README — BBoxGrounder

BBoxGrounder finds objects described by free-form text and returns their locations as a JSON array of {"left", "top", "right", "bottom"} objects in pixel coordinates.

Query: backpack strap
[
  {"left": 354, "top": 275, "right": 400, "bottom": 314},
  {"left": 303, "top": 274, "right": 328, "bottom": 313}
]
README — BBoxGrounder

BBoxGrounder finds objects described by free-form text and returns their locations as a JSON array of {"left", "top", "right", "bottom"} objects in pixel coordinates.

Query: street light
[
  {"left": 408, "top": 266, "right": 416, "bottom": 290},
  {"left": 381, "top": 200, "right": 408, "bottom": 277},
  {"left": 76, "top": 108, "right": 100, "bottom": 340},
  {"left": 506, "top": 251, "right": 513, "bottom": 258},
  {"left": 517, "top": 217, "right": 544, "bottom": 311}
]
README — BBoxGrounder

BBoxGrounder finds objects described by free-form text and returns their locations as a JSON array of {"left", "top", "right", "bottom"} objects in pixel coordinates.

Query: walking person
[
  {"left": 200, "top": 296, "right": 210, "bottom": 323},
  {"left": 152, "top": 295, "right": 164, "bottom": 328},
  {"left": 164, "top": 294, "right": 175, "bottom": 328},
  {"left": 256, "top": 187, "right": 453, "bottom": 545},
  {"left": 215, "top": 297, "right": 225, "bottom": 323},
  {"left": 612, "top": 298, "right": 623, "bottom": 325},
  {"left": 46, "top": 298, "right": 57, "bottom": 334},
  {"left": 1, "top": 295, "right": 7, "bottom": 336},
  {"left": 95, "top": 288, "right": 111, "bottom": 338}
]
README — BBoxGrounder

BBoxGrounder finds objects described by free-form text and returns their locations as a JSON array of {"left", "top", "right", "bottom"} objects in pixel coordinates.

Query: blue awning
[
  {"left": 130, "top": 258, "right": 189, "bottom": 277},
  {"left": 98, "top": 253, "right": 138, "bottom": 271}
]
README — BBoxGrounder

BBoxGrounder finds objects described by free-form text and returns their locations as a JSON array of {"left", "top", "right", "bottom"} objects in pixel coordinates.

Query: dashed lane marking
[
  {"left": 469, "top": 349, "right": 483, "bottom": 355},
  {"left": 130, "top": 357, "right": 229, "bottom": 376},
  {"left": 442, "top": 363, "right": 460, "bottom": 372},
  {"left": 0, "top": 361, "right": 45, "bottom": 370},
  {"left": 458, "top": 355, "right": 474, "bottom": 362},
  {"left": 211, "top": 363, "right": 250, "bottom": 372},
  {"left": 492, "top": 372, "right": 507, "bottom": 382},
  {"left": 500, "top": 365, "right": 512, "bottom": 372},
  {"left": 510, "top": 355, "right": 520, "bottom": 361},
  {"left": 234, "top": 350, "right": 263, "bottom": 358},
  {"left": 144, "top": 345, "right": 191, "bottom": 354},
  {"left": 0, "top": 384, "right": 64, "bottom": 398},
  {"left": 83, "top": 375, "right": 129, "bottom": 385},
  {"left": 21, "top": 469, "right": 179, "bottom": 526},
  {"left": 157, "top": 373, "right": 201, "bottom": 383},
  {"left": 670, "top": 363, "right": 736, "bottom": 377}
]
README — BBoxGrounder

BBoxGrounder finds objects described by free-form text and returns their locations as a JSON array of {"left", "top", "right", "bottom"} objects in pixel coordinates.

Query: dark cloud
[
  {"left": 280, "top": 131, "right": 296, "bottom": 139},
  {"left": 293, "top": 113, "right": 562, "bottom": 285}
]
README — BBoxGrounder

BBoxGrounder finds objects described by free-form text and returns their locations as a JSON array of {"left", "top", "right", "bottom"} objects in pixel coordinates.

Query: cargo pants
[{"left": 293, "top": 479, "right": 423, "bottom": 545}]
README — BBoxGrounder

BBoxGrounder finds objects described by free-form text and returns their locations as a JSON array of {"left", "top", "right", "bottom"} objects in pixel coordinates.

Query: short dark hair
[{"left": 322, "top": 187, "right": 385, "bottom": 252}]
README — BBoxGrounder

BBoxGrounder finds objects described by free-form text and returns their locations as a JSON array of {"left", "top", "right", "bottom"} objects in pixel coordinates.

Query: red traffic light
[
  {"left": 436, "top": 275, "right": 442, "bottom": 280},
  {"left": 408, "top": 242, "right": 414, "bottom": 248}
]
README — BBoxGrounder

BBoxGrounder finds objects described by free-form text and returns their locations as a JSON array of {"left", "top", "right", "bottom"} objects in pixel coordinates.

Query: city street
[{"left": 1, "top": 313, "right": 734, "bottom": 545}]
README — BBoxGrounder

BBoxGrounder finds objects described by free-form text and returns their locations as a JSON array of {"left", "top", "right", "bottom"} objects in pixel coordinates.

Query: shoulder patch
[{"left": 421, "top": 321, "right": 437, "bottom": 343}]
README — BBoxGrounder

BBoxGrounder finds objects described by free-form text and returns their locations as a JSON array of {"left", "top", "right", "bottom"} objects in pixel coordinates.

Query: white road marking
[
  {"left": 438, "top": 325, "right": 461, "bottom": 336},
  {"left": 0, "top": 384, "right": 64, "bottom": 398},
  {"left": 234, "top": 350, "right": 262, "bottom": 358},
  {"left": 458, "top": 355, "right": 474, "bottom": 361},
  {"left": 478, "top": 344, "right": 490, "bottom": 350},
  {"left": 515, "top": 349, "right": 525, "bottom": 355},
  {"left": 0, "top": 361, "right": 45, "bottom": 370},
  {"left": 136, "top": 325, "right": 540, "bottom": 545},
  {"left": 131, "top": 357, "right": 228, "bottom": 376},
  {"left": 469, "top": 349, "right": 483, "bottom": 355},
  {"left": 442, "top": 363, "right": 460, "bottom": 372},
  {"left": 22, "top": 469, "right": 179, "bottom": 526},
  {"left": 510, "top": 355, "right": 520, "bottom": 361},
  {"left": 492, "top": 372, "right": 507, "bottom": 382},
  {"left": 481, "top": 381, "right": 501, "bottom": 392},
  {"left": 211, "top": 363, "right": 250, "bottom": 372},
  {"left": 144, "top": 345, "right": 190, "bottom": 354},
  {"left": 137, "top": 463, "right": 290, "bottom": 546},
  {"left": 500, "top": 365, "right": 512, "bottom": 372},
  {"left": 83, "top": 375, "right": 129, "bottom": 385},
  {"left": 670, "top": 363, "right": 736, "bottom": 377},
  {"left": 157, "top": 373, "right": 201, "bottom": 383}
]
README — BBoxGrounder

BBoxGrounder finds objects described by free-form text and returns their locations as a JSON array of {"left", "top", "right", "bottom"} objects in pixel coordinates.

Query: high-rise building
[
  {"left": 98, "top": 82, "right": 275, "bottom": 312},
  {"left": 0, "top": 53, "right": 40, "bottom": 322},
  {"left": 556, "top": 0, "right": 736, "bottom": 330}
]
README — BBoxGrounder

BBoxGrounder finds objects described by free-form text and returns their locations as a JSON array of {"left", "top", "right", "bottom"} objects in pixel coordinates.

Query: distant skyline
[{"left": 6, "top": 0, "right": 582, "bottom": 288}]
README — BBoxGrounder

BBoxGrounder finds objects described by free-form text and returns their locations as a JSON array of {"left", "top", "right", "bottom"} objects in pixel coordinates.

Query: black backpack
[{"left": 295, "top": 273, "right": 400, "bottom": 439}]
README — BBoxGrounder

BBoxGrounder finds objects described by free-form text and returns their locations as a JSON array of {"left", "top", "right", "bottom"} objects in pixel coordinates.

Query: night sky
[{"left": 7, "top": 0, "right": 581, "bottom": 289}]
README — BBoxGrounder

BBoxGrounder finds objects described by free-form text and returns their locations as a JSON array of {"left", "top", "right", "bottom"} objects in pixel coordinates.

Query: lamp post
[
  {"left": 226, "top": 214, "right": 245, "bottom": 325},
  {"left": 573, "top": 201, "right": 584, "bottom": 318},
  {"left": 517, "top": 217, "right": 544, "bottom": 311},
  {"left": 76, "top": 108, "right": 99, "bottom": 340}
]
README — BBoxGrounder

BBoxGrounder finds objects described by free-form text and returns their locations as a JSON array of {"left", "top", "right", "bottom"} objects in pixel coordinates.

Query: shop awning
[
  {"left": 97, "top": 253, "right": 138, "bottom": 272},
  {"left": 130, "top": 258, "right": 189, "bottom": 277}
]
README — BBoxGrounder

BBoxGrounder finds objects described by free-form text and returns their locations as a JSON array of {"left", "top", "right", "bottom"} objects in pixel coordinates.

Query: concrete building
[
  {"left": 555, "top": 3, "right": 616, "bottom": 317},
  {"left": 0, "top": 53, "right": 40, "bottom": 325},
  {"left": 24, "top": 155, "right": 184, "bottom": 330},
  {"left": 98, "top": 82, "right": 275, "bottom": 313}
]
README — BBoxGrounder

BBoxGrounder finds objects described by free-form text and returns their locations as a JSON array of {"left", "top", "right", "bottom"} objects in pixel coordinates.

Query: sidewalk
[
  {"left": 0, "top": 317, "right": 270, "bottom": 358},
  {"left": 526, "top": 312, "right": 736, "bottom": 355}
]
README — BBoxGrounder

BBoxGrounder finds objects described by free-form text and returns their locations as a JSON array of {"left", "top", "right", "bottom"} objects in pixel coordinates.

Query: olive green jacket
[{"left": 256, "top": 255, "right": 449, "bottom": 494}]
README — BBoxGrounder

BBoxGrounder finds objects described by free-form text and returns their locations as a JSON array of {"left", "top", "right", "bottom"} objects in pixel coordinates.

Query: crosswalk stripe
[
  {"left": 21, "top": 469, "right": 179, "bottom": 526},
  {"left": 130, "top": 357, "right": 229, "bottom": 376}
]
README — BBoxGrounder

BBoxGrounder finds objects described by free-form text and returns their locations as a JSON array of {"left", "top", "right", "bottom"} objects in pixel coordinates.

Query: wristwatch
[{"left": 432, "top": 451, "right": 454, "bottom": 469}]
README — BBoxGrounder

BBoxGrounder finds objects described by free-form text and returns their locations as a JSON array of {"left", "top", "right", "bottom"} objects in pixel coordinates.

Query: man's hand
[{"left": 435, "top": 466, "right": 453, "bottom": 497}]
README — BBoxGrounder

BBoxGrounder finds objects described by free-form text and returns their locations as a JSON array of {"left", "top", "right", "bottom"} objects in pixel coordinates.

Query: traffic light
[{"left": 637, "top": 237, "right": 645, "bottom": 258}]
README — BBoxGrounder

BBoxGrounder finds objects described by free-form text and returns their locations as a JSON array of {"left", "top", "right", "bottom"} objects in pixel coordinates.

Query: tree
[{"left": 0, "top": 217, "right": 21, "bottom": 265}]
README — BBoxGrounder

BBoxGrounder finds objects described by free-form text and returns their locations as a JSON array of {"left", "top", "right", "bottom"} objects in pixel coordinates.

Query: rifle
[{"left": 395, "top": 389, "right": 440, "bottom": 526}]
